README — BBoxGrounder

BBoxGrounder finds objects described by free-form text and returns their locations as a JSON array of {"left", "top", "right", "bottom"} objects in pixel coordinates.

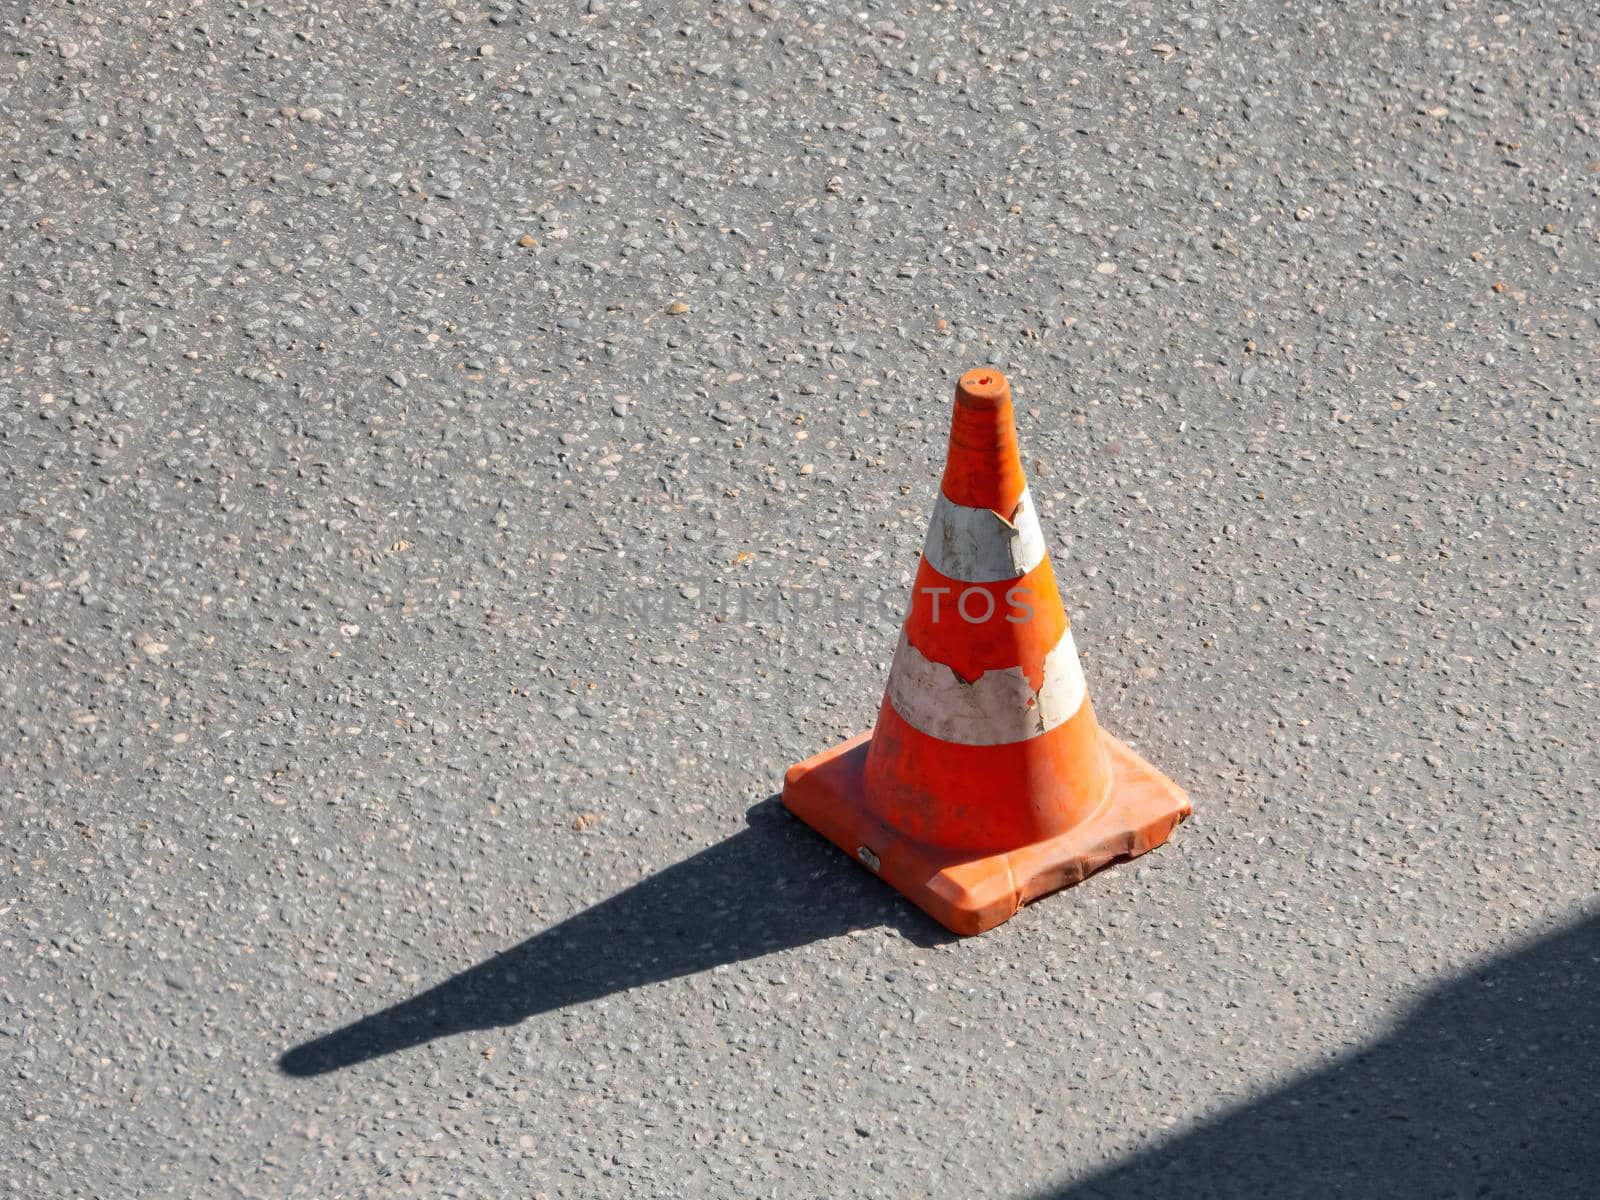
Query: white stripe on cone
[
  {"left": 883, "top": 627, "right": 1087, "bottom": 747},
  {"left": 921, "top": 488, "right": 1046, "bottom": 583}
]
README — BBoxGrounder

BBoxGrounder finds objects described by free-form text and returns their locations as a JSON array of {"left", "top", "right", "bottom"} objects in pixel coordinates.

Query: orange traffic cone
[{"left": 783, "top": 369, "right": 1190, "bottom": 935}]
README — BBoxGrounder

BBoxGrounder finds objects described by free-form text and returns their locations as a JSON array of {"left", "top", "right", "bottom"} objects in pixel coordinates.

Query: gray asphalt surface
[{"left": 3, "top": 1, "right": 1597, "bottom": 1196}]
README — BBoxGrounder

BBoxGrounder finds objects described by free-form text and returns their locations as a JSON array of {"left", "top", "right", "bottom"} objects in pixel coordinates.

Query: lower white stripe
[
  {"left": 922, "top": 488, "right": 1046, "bottom": 583},
  {"left": 883, "top": 628, "right": 1087, "bottom": 747}
]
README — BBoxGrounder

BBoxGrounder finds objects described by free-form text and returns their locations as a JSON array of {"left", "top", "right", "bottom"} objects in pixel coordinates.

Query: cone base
[{"left": 782, "top": 729, "right": 1190, "bottom": 936}]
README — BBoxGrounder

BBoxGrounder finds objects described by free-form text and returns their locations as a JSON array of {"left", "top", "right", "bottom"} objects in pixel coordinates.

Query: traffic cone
[{"left": 783, "top": 368, "right": 1190, "bottom": 935}]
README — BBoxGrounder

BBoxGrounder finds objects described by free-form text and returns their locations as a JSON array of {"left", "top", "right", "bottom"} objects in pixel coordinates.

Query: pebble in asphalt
[{"left": 2, "top": 1, "right": 1596, "bottom": 1196}]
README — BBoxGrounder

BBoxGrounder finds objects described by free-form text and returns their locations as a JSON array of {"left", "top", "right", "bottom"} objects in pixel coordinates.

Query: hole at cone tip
[{"left": 957, "top": 368, "right": 1009, "bottom": 408}]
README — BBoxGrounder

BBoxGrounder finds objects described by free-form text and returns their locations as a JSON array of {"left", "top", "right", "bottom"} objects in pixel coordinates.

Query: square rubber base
[{"left": 782, "top": 730, "right": 1190, "bottom": 936}]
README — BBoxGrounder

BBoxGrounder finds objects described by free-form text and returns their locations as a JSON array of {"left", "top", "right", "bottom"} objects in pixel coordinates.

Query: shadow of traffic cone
[{"left": 783, "top": 368, "right": 1190, "bottom": 935}]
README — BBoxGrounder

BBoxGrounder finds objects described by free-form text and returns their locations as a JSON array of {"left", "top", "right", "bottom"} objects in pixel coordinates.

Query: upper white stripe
[
  {"left": 882, "top": 627, "right": 1087, "bottom": 746},
  {"left": 922, "top": 488, "right": 1046, "bottom": 582}
]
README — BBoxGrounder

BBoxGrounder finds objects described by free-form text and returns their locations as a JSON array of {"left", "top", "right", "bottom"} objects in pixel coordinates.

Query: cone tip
[{"left": 955, "top": 368, "right": 1011, "bottom": 411}]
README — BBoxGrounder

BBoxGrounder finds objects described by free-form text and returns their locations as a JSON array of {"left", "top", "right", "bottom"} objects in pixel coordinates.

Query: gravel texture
[{"left": 3, "top": 0, "right": 1596, "bottom": 1196}]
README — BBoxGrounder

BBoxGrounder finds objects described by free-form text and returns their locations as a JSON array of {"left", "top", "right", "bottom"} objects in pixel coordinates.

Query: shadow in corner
[
  {"left": 1042, "top": 908, "right": 1600, "bottom": 1200},
  {"left": 280, "top": 797, "right": 952, "bottom": 1076}
]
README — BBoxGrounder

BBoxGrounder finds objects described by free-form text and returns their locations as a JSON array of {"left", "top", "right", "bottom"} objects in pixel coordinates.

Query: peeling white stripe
[
  {"left": 922, "top": 488, "right": 1047, "bottom": 583},
  {"left": 883, "top": 628, "right": 1087, "bottom": 746}
]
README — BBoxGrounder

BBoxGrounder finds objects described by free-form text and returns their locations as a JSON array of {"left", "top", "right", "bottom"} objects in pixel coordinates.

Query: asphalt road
[{"left": 3, "top": 1, "right": 1596, "bottom": 1196}]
